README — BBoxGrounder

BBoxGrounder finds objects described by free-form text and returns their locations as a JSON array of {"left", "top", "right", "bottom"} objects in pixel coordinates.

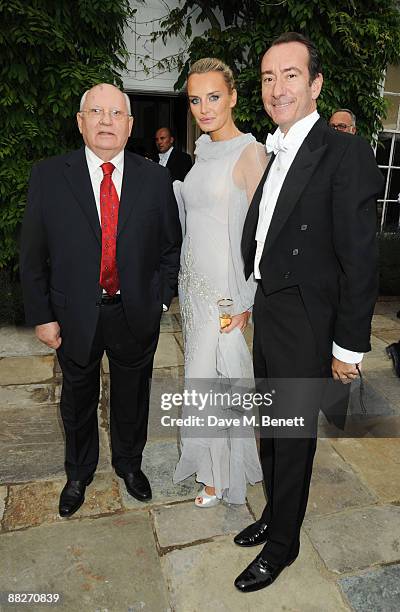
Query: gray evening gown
[{"left": 173, "top": 133, "right": 267, "bottom": 504}]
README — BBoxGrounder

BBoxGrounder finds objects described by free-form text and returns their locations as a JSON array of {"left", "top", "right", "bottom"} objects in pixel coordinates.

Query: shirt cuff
[
  {"left": 163, "top": 304, "right": 168, "bottom": 312},
  {"left": 332, "top": 341, "right": 363, "bottom": 364}
]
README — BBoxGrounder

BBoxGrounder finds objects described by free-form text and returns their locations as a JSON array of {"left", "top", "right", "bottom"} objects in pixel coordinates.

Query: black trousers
[
  {"left": 57, "top": 302, "right": 158, "bottom": 481},
  {"left": 253, "top": 285, "right": 326, "bottom": 566}
]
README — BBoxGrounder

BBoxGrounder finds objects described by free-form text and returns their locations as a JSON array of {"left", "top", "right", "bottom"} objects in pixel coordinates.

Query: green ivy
[
  {"left": 0, "top": 0, "right": 135, "bottom": 269},
  {"left": 152, "top": 0, "right": 400, "bottom": 140}
]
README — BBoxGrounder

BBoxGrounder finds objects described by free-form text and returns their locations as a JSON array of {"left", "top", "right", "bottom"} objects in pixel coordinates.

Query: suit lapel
[
  {"left": 63, "top": 148, "right": 101, "bottom": 244},
  {"left": 117, "top": 151, "right": 145, "bottom": 237},
  {"left": 166, "top": 148, "right": 176, "bottom": 169},
  {"left": 263, "top": 119, "right": 328, "bottom": 254}
]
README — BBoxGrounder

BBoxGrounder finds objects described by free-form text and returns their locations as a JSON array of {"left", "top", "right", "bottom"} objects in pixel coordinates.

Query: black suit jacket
[
  {"left": 242, "top": 118, "right": 383, "bottom": 363},
  {"left": 20, "top": 147, "right": 182, "bottom": 365},
  {"left": 161, "top": 148, "right": 193, "bottom": 181}
]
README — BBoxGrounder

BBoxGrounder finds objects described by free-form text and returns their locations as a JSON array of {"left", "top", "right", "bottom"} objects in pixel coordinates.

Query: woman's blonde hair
[{"left": 188, "top": 58, "right": 235, "bottom": 93}]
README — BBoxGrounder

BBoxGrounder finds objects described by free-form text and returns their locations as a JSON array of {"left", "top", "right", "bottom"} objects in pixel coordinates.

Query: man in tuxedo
[
  {"left": 154, "top": 127, "right": 193, "bottom": 181},
  {"left": 235, "top": 33, "right": 383, "bottom": 592},
  {"left": 20, "top": 84, "right": 181, "bottom": 517},
  {"left": 329, "top": 108, "right": 357, "bottom": 134}
]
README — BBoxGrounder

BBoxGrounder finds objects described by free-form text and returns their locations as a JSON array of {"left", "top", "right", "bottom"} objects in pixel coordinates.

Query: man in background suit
[
  {"left": 329, "top": 108, "right": 357, "bottom": 134},
  {"left": 154, "top": 127, "right": 193, "bottom": 181},
  {"left": 20, "top": 84, "right": 181, "bottom": 517},
  {"left": 234, "top": 32, "right": 383, "bottom": 592}
]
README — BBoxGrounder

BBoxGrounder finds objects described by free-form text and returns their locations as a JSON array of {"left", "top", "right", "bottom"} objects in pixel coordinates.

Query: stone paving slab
[
  {"left": 371, "top": 313, "right": 400, "bottom": 331},
  {"left": 118, "top": 440, "right": 199, "bottom": 509},
  {"left": 363, "top": 371, "right": 400, "bottom": 414},
  {"left": 174, "top": 331, "right": 184, "bottom": 352},
  {"left": 307, "top": 439, "right": 377, "bottom": 516},
  {"left": 245, "top": 482, "right": 266, "bottom": 519},
  {"left": 151, "top": 366, "right": 184, "bottom": 379},
  {"left": 167, "top": 297, "right": 180, "bottom": 315},
  {"left": 245, "top": 440, "right": 377, "bottom": 521},
  {"left": 348, "top": 377, "right": 396, "bottom": 417},
  {"left": 154, "top": 334, "right": 184, "bottom": 369},
  {"left": 0, "top": 486, "right": 7, "bottom": 522},
  {"left": 332, "top": 438, "right": 400, "bottom": 503},
  {"left": 148, "top": 377, "right": 184, "bottom": 440},
  {"left": 0, "top": 512, "right": 171, "bottom": 611},
  {"left": 0, "top": 325, "right": 53, "bottom": 357},
  {"left": 2, "top": 473, "right": 122, "bottom": 532},
  {"left": 161, "top": 533, "right": 349, "bottom": 611},
  {"left": 0, "top": 383, "right": 59, "bottom": 409},
  {"left": 0, "top": 405, "right": 111, "bottom": 484},
  {"left": 243, "top": 323, "right": 254, "bottom": 352},
  {"left": 153, "top": 500, "right": 253, "bottom": 548},
  {"left": 0, "top": 355, "right": 55, "bottom": 385},
  {"left": 160, "top": 313, "right": 181, "bottom": 333},
  {"left": 304, "top": 504, "right": 400, "bottom": 573},
  {"left": 374, "top": 330, "right": 400, "bottom": 345},
  {"left": 374, "top": 299, "right": 400, "bottom": 316},
  {"left": 339, "top": 564, "right": 400, "bottom": 612},
  {"left": 363, "top": 336, "right": 395, "bottom": 372}
]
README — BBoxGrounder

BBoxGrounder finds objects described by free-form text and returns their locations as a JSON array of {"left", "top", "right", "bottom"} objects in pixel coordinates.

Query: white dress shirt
[
  {"left": 85, "top": 146, "right": 168, "bottom": 311},
  {"left": 85, "top": 147, "right": 124, "bottom": 295},
  {"left": 254, "top": 112, "right": 362, "bottom": 364},
  {"left": 85, "top": 146, "right": 124, "bottom": 216},
  {"left": 158, "top": 146, "right": 173, "bottom": 167}
]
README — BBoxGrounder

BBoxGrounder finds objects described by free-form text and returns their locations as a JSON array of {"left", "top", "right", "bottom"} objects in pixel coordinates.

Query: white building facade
[{"left": 122, "top": 1, "right": 399, "bottom": 231}]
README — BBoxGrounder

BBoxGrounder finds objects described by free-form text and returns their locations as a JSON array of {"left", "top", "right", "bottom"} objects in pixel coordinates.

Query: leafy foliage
[
  {"left": 151, "top": 0, "right": 400, "bottom": 140},
  {"left": 0, "top": 0, "right": 134, "bottom": 268}
]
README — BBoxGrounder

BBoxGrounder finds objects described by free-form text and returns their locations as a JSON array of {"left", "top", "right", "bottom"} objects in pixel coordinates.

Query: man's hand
[
  {"left": 221, "top": 311, "right": 251, "bottom": 334},
  {"left": 332, "top": 357, "right": 360, "bottom": 384},
  {"left": 35, "top": 321, "right": 62, "bottom": 349}
]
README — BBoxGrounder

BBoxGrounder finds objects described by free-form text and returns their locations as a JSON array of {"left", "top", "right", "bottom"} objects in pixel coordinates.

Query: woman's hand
[{"left": 221, "top": 310, "right": 251, "bottom": 333}]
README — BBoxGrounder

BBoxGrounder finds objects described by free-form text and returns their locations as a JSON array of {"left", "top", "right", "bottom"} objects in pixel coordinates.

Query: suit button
[
  {"left": 284, "top": 272, "right": 291, "bottom": 279},
  {"left": 300, "top": 224, "right": 308, "bottom": 230},
  {"left": 292, "top": 249, "right": 299, "bottom": 255}
]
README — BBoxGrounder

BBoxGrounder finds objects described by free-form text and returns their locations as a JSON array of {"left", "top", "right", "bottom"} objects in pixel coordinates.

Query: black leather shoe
[
  {"left": 234, "top": 520, "right": 268, "bottom": 547},
  {"left": 59, "top": 475, "right": 94, "bottom": 518},
  {"left": 386, "top": 342, "right": 400, "bottom": 377},
  {"left": 115, "top": 469, "right": 152, "bottom": 501},
  {"left": 234, "top": 554, "right": 296, "bottom": 592}
]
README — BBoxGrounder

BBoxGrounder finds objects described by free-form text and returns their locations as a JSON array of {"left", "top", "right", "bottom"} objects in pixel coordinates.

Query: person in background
[
  {"left": 154, "top": 127, "right": 193, "bottom": 181},
  {"left": 329, "top": 108, "right": 357, "bottom": 134}
]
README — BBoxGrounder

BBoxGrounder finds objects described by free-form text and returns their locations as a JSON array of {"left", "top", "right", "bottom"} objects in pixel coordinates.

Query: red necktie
[{"left": 99, "top": 162, "right": 120, "bottom": 296}]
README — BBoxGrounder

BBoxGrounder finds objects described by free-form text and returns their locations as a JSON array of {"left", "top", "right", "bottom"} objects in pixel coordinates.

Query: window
[{"left": 377, "top": 64, "right": 400, "bottom": 232}]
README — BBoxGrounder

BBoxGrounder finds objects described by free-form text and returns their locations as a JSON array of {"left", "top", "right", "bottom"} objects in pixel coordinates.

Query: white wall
[{"left": 123, "top": 0, "right": 221, "bottom": 94}]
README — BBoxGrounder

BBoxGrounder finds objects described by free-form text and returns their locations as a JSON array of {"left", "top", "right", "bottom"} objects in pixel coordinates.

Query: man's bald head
[
  {"left": 79, "top": 84, "right": 131, "bottom": 115},
  {"left": 155, "top": 127, "right": 174, "bottom": 153},
  {"left": 77, "top": 83, "right": 133, "bottom": 161}
]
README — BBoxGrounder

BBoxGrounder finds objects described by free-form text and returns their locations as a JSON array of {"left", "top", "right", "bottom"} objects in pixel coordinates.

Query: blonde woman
[{"left": 173, "top": 58, "right": 268, "bottom": 506}]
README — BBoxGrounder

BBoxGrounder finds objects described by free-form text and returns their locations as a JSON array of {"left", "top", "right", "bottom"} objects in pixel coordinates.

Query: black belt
[{"left": 99, "top": 294, "right": 121, "bottom": 305}]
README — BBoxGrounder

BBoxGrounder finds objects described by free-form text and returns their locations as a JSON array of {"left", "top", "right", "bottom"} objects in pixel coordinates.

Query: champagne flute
[{"left": 217, "top": 298, "right": 233, "bottom": 330}]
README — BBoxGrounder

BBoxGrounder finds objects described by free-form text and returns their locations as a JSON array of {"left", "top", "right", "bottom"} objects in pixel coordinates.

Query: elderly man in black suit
[
  {"left": 154, "top": 127, "right": 193, "bottom": 181},
  {"left": 235, "top": 32, "right": 383, "bottom": 592},
  {"left": 20, "top": 84, "right": 181, "bottom": 517}
]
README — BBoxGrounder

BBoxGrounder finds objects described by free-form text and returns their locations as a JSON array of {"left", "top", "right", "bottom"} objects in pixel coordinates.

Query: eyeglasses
[
  {"left": 79, "top": 108, "right": 131, "bottom": 121},
  {"left": 329, "top": 123, "right": 353, "bottom": 132}
]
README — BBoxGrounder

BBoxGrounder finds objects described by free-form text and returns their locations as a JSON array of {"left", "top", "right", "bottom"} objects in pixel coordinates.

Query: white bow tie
[{"left": 265, "top": 131, "right": 288, "bottom": 155}]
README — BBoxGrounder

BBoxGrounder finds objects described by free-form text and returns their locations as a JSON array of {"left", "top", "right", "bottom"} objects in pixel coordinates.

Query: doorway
[{"left": 126, "top": 93, "right": 189, "bottom": 159}]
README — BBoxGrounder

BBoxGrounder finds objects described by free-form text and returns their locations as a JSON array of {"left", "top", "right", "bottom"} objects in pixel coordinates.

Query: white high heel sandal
[{"left": 194, "top": 487, "right": 220, "bottom": 508}]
